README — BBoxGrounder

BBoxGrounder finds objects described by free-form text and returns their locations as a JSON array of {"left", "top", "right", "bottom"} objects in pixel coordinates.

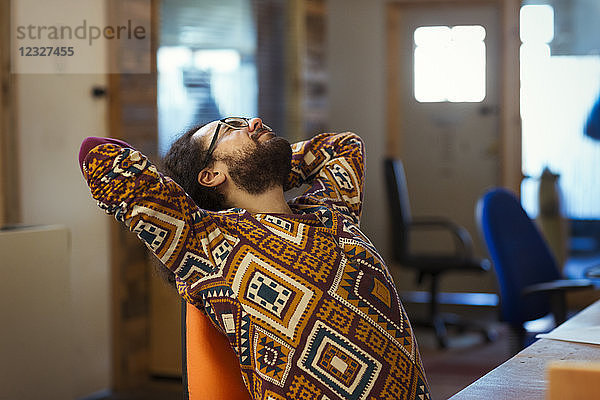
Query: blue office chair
[{"left": 476, "top": 188, "right": 592, "bottom": 349}]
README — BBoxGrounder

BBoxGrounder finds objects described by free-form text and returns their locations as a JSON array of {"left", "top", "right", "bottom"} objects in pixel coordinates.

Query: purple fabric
[{"left": 78, "top": 137, "right": 133, "bottom": 174}]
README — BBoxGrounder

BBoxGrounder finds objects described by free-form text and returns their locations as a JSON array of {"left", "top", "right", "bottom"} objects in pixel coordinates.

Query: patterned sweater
[{"left": 81, "top": 132, "right": 430, "bottom": 400}]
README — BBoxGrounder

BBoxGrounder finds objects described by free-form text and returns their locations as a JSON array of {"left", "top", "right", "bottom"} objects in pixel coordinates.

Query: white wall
[
  {"left": 328, "top": 0, "right": 388, "bottom": 256},
  {"left": 16, "top": 1, "right": 111, "bottom": 396},
  {"left": 1, "top": 226, "right": 74, "bottom": 400},
  {"left": 18, "top": 73, "right": 111, "bottom": 400}
]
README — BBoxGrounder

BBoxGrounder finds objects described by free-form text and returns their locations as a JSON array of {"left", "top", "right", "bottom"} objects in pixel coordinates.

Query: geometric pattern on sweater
[
  {"left": 229, "top": 247, "right": 322, "bottom": 347},
  {"left": 82, "top": 132, "right": 430, "bottom": 400},
  {"left": 239, "top": 309, "right": 253, "bottom": 366},
  {"left": 329, "top": 252, "right": 411, "bottom": 355},
  {"left": 253, "top": 325, "right": 295, "bottom": 386},
  {"left": 297, "top": 320, "right": 381, "bottom": 400},
  {"left": 253, "top": 214, "right": 308, "bottom": 247},
  {"left": 129, "top": 204, "right": 185, "bottom": 264},
  {"left": 324, "top": 157, "right": 361, "bottom": 212},
  {"left": 176, "top": 251, "right": 215, "bottom": 281}
]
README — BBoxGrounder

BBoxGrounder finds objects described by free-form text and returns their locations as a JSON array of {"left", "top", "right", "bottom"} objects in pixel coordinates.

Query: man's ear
[{"left": 198, "top": 168, "right": 226, "bottom": 187}]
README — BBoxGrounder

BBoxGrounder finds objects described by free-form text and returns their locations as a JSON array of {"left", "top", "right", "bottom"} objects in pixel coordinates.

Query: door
[
  {"left": 396, "top": 4, "right": 500, "bottom": 256},
  {"left": 390, "top": 3, "right": 501, "bottom": 293}
]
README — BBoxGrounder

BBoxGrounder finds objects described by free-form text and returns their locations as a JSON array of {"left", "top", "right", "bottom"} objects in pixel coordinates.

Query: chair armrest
[
  {"left": 522, "top": 279, "right": 593, "bottom": 296},
  {"left": 410, "top": 217, "right": 474, "bottom": 257},
  {"left": 584, "top": 264, "right": 600, "bottom": 279},
  {"left": 522, "top": 279, "right": 593, "bottom": 325}
]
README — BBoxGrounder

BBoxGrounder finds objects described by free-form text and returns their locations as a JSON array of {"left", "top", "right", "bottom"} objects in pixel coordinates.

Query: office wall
[
  {"left": 16, "top": 2, "right": 111, "bottom": 397},
  {"left": 327, "top": 0, "right": 388, "bottom": 255},
  {"left": 1, "top": 226, "right": 73, "bottom": 400}
]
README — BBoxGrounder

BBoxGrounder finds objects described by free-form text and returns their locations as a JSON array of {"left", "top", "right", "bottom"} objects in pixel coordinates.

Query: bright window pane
[
  {"left": 414, "top": 25, "right": 486, "bottom": 103},
  {"left": 452, "top": 25, "right": 486, "bottom": 42},
  {"left": 520, "top": 5, "right": 554, "bottom": 44},
  {"left": 414, "top": 26, "right": 450, "bottom": 46},
  {"left": 414, "top": 46, "right": 448, "bottom": 102}
]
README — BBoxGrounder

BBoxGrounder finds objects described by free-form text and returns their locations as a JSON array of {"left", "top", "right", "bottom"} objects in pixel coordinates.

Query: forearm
[
  {"left": 284, "top": 132, "right": 364, "bottom": 190},
  {"left": 82, "top": 142, "right": 166, "bottom": 225},
  {"left": 79, "top": 137, "right": 233, "bottom": 305},
  {"left": 80, "top": 140, "right": 198, "bottom": 270}
]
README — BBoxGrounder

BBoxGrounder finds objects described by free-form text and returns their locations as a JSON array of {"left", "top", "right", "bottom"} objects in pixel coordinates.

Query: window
[
  {"left": 520, "top": 4, "right": 600, "bottom": 219},
  {"left": 157, "top": 0, "right": 257, "bottom": 155},
  {"left": 413, "top": 25, "right": 486, "bottom": 103}
]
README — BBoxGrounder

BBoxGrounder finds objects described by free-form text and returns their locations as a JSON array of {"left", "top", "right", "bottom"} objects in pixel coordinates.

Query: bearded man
[{"left": 79, "top": 117, "right": 429, "bottom": 400}]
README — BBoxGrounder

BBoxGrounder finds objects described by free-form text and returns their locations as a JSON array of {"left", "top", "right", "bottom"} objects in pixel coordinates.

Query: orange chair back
[{"left": 184, "top": 303, "right": 250, "bottom": 399}]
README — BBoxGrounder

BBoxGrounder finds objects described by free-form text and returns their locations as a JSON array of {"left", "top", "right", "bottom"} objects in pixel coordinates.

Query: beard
[{"left": 221, "top": 135, "right": 292, "bottom": 195}]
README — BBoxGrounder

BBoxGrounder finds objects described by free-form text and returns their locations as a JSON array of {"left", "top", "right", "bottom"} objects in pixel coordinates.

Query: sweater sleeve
[
  {"left": 80, "top": 140, "right": 233, "bottom": 302},
  {"left": 78, "top": 136, "right": 133, "bottom": 174},
  {"left": 285, "top": 132, "right": 365, "bottom": 224}
]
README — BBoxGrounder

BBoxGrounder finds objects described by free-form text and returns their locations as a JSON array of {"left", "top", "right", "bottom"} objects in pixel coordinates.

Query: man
[{"left": 79, "top": 117, "right": 430, "bottom": 400}]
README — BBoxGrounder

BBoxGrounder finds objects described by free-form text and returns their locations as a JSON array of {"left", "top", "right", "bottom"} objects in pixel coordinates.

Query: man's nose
[{"left": 248, "top": 118, "right": 263, "bottom": 132}]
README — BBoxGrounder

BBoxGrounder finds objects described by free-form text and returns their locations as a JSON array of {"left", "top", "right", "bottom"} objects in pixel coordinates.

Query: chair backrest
[
  {"left": 476, "top": 188, "right": 562, "bottom": 325},
  {"left": 182, "top": 302, "right": 250, "bottom": 400},
  {"left": 383, "top": 158, "right": 413, "bottom": 262}
]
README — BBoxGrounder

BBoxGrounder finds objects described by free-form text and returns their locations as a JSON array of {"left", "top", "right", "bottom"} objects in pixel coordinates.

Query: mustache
[{"left": 251, "top": 127, "right": 274, "bottom": 141}]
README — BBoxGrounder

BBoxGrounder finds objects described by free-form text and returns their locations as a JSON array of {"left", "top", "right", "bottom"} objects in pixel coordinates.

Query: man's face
[
  {"left": 193, "top": 118, "right": 292, "bottom": 194},
  {"left": 194, "top": 118, "right": 275, "bottom": 154}
]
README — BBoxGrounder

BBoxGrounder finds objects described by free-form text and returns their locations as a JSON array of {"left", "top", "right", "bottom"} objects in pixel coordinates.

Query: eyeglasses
[{"left": 199, "top": 117, "right": 272, "bottom": 170}]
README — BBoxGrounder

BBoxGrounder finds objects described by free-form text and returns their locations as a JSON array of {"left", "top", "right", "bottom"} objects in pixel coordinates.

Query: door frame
[
  {"left": 0, "top": 0, "right": 20, "bottom": 226},
  {"left": 386, "top": 0, "right": 521, "bottom": 193},
  {"left": 106, "top": 0, "right": 160, "bottom": 389}
]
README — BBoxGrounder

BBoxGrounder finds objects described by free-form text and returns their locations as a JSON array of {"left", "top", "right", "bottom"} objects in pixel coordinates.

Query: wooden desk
[{"left": 450, "top": 300, "right": 600, "bottom": 400}]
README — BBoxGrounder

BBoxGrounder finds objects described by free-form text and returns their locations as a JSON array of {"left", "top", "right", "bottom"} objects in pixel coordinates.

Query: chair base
[
  {"left": 412, "top": 312, "right": 497, "bottom": 349},
  {"left": 408, "top": 271, "right": 497, "bottom": 348}
]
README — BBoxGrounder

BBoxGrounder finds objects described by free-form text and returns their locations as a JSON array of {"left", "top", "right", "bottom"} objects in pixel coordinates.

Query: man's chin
[{"left": 226, "top": 135, "right": 292, "bottom": 195}]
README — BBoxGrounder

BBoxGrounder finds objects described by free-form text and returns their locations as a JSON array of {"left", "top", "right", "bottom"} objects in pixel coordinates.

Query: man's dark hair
[{"left": 161, "top": 124, "right": 228, "bottom": 211}]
